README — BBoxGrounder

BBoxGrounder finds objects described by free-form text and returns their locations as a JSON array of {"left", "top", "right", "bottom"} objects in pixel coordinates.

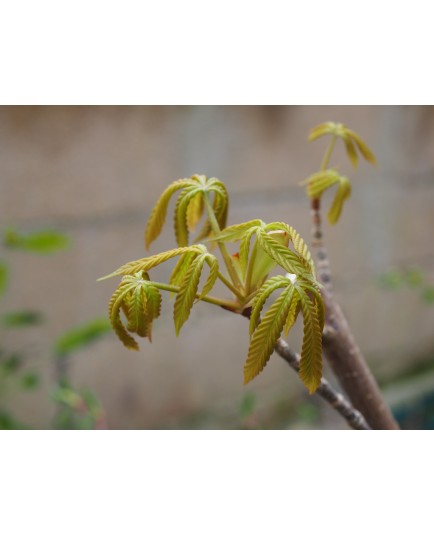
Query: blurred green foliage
[
  {"left": 52, "top": 383, "right": 106, "bottom": 430},
  {"left": 378, "top": 266, "right": 434, "bottom": 304},
  {"left": 0, "top": 227, "right": 109, "bottom": 430},
  {"left": 3, "top": 228, "right": 70, "bottom": 254},
  {"left": 55, "top": 317, "right": 111, "bottom": 357},
  {"left": 2, "top": 310, "right": 44, "bottom": 327}
]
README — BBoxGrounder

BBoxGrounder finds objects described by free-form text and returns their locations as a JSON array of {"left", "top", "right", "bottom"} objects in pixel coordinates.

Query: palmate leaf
[
  {"left": 145, "top": 175, "right": 230, "bottom": 249},
  {"left": 308, "top": 122, "right": 377, "bottom": 167},
  {"left": 108, "top": 274, "right": 163, "bottom": 350},
  {"left": 127, "top": 283, "right": 162, "bottom": 341},
  {"left": 302, "top": 170, "right": 341, "bottom": 198},
  {"left": 211, "top": 219, "right": 315, "bottom": 287},
  {"left": 246, "top": 274, "right": 324, "bottom": 393},
  {"left": 244, "top": 285, "right": 294, "bottom": 384},
  {"left": 302, "top": 170, "right": 352, "bottom": 225},
  {"left": 173, "top": 253, "right": 219, "bottom": 334}
]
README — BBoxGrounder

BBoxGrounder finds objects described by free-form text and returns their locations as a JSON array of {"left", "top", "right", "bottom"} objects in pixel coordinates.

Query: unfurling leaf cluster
[
  {"left": 145, "top": 174, "right": 228, "bottom": 249},
  {"left": 302, "top": 170, "right": 352, "bottom": 224},
  {"left": 103, "top": 245, "right": 220, "bottom": 351},
  {"left": 100, "top": 122, "right": 377, "bottom": 398},
  {"left": 100, "top": 171, "right": 325, "bottom": 394},
  {"left": 303, "top": 122, "right": 376, "bottom": 224}
]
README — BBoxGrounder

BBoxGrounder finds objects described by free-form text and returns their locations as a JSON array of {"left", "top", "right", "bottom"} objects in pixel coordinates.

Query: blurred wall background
[{"left": 1, "top": 105, "right": 434, "bottom": 429}]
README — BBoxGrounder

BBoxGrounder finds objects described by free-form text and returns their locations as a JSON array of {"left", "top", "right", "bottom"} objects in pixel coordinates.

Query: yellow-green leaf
[
  {"left": 327, "top": 176, "right": 351, "bottom": 225},
  {"left": 194, "top": 182, "right": 229, "bottom": 242},
  {"left": 211, "top": 220, "right": 264, "bottom": 243},
  {"left": 173, "top": 255, "right": 206, "bottom": 335},
  {"left": 347, "top": 130, "right": 377, "bottom": 165},
  {"left": 186, "top": 192, "right": 204, "bottom": 232},
  {"left": 239, "top": 227, "right": 257, "bottom": 277},
  {"left": 174, "top": 188, "right": 198, "bottom": 247},
  {"left": 207, "top": 181, "right": 229, "bottom": 230},
  {"left": 298, "top": 291, "right": 322, "bottom": 394},
  {"left": 128, "top": 286, "right": 147, "bottom": 336},
  {"left": 308, "top": 122, "right": 334, "bottom": 141},
  {"left": 98, "top": 246, "right": 204, "bottom": 281},
  {"left": 283, "top": 293, "right": 300, "bottom": 336},
  {"left": 249, "top": 276, "right": 289, "bottom": 335},
  {"left": 108, "top": 283, "right": 139, "bottom": 350},
  {"left": 244, "top": 285, "right": 293, "bottom": 384},
  {"left": 256, "top": 230, "right": 307, "bottom": 276},
  {"left": 143, "top": 285, "right": 162, "bottom": 341},
  {"left": 265, "top": 222, "right": 315, "bottom": 275},
  {"left": 145, "top": 179, "right": 192, "bottom": 249},
  {"left": 169, "top": 251, "right": 197, "bottom": 289},
  {"left": 302, "top": 170, "right": 341, "bottom": 199},
  {"left": 200, "top": 255, "right": 219, "bottom": 299},
  {"left": 344, "top": 138, "right": 358, "bottom": 168}
]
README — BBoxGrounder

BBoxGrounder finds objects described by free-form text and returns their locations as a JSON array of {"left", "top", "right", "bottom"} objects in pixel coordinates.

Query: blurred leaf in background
[
  {"left": 2, "top": 310, "right": 44, "bottom": 327},
  {"left": 52, "top": 317, "right": 112, "bottom": 429},
  {"left": 3, "top": 228, "right": 70, "bottom": 254},
  {"left": 54, "top": 317, "right": 112, "bottom": 357}
]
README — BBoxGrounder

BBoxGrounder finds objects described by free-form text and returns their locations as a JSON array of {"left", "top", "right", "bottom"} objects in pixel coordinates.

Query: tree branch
[
  {"left": 310, "top": 198, "right": 399, "bottom": 430},
  {"left": 240, "top": 308, "right": 371, "bottom": 430},
  {"left": 274, "top": 338, "right": 370, "bottom": 430}
]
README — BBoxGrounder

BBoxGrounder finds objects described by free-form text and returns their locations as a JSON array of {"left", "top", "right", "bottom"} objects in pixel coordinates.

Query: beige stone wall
[{"left": 2, "top": 106, "right": 434, "bottom": 428}]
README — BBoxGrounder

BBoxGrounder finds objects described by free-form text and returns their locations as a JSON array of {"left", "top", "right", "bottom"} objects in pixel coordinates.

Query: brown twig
[
  {"left": 274, "top": 338, "right": 370, "bottom": 430},
  {"left": 310, "top": 198, "right": 399, "bottom": 430},
  {"left": 240, "top": 307, "right": 371, "bottom": 430}
]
